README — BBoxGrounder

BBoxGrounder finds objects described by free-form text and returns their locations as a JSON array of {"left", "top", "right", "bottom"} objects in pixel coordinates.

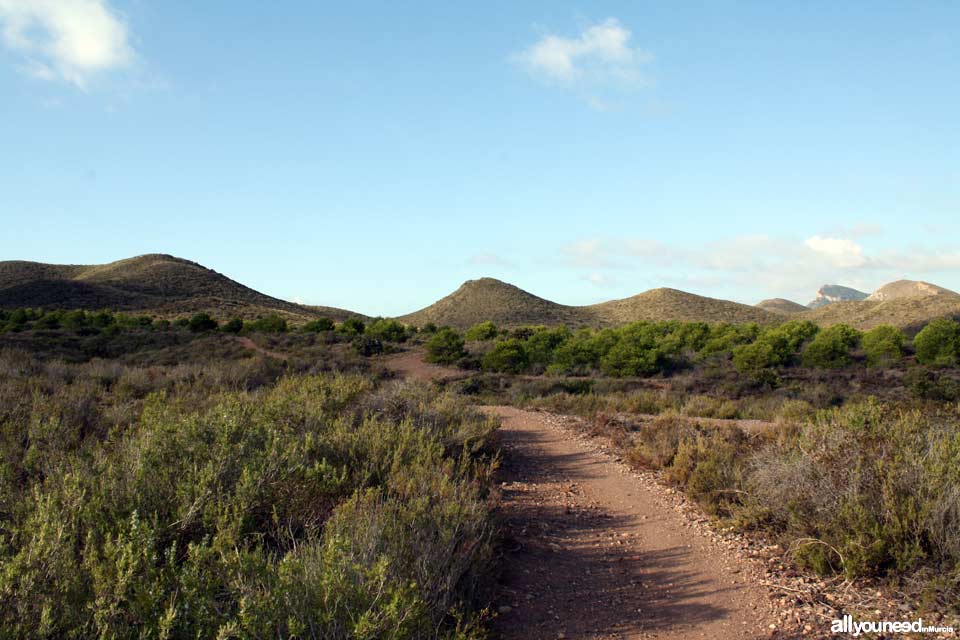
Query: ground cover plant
[{"left": 0, "top": 324, "right": 498, "bottom": 638}]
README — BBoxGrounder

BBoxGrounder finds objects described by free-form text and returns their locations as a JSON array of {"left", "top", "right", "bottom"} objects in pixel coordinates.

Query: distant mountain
[
  {"left": 806, "top": 284, "right": 869, "bottom": 309},
  {"left": 398, "top": 279, "right": 779, "bottom": 329},
  {"left": 0, "top": 254, "right": 361, "bottom": 321},
  {"left": 866, "top": 280, "right": 956, "bottom": 301},
  {"left": 756, "top": 298, "right": 808, "bottom": 314}
]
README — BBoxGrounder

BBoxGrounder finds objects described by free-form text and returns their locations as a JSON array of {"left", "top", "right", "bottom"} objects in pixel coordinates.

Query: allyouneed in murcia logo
[{"left": 831, "top": 614, "right": 955, "bottom": 636}]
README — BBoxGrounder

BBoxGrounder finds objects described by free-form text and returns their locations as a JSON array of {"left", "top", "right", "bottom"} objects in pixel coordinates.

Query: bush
[
  {"left": 365, "top": 319, "right": 408, "bottom": 343},
  {"left": 914, "top": 318, "right": 960, "bottom": 367},
  {"left": 302, "top": 318, "right": 335, "bottom": 333},
  {"left": 336, "top": 318, "right": 366, "bottom": 337},
  {"left": 425, "top": 328, "right": 465, "bottom": 365},
  {"left": 353, "top": 335, "right": 384, "bottom": 356},
  {"left": 482, "top": 339, "right": 529, "bottom": 373},
  {"left": 465, "top": 321, "right": 498, "bottom": 342},
  {"left": 861, "top": 325, "right": 905, "bottom": 367},
  {"left": 801, "top": 324, "right": 861, "bottom": 369},
  {"left": 188, "top": 312, "right": 218, "bottom": 333},
  {"left": 221, "top": 317, "right": 244, "bottom": 334},
  {"left": 250, "top": 314, "right": 288, "bottom": 333}
]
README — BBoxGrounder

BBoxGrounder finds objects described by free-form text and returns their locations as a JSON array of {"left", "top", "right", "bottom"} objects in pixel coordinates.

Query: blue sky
[{"left": 1, "top": 1, "right": 958, "bottom": 315}]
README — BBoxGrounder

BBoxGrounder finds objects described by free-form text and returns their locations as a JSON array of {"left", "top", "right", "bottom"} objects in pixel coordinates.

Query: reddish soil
[
  {"left": 234, "top": 336, "right": 289, "bottom": 360},
  {"left": 380, "top": 348, "right": 468, "bottom": 382},
  {"left": 487, "top": 406, "right": 783, "bottom": 639}
]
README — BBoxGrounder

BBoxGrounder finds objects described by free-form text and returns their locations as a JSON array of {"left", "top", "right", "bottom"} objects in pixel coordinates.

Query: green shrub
[
  {"left": 425, "top": 328, "right": 465, "bottom": 365},
  {"left": 353, "top": 335, "right": 384, "bottom": 356},
  {"left": 221, "top": 317, "right": 244, "bottom": 334},
  {"left": 464, "top": 321, "right": 498, "bottom": 342},
  {"left": 802, "top": 324, "right": 861, "bottom": 369},
  {"left": 914, "top": 318, "right": 960, "bottom": 367},
  {"left": 365, "top": 319, "right": 408, "bottom": 343},
  {"left": 336, "top": 318, "right": 366, "bottom": 337},
  {"left": 249, "top": 314, "right": 288, "bottom": 333},
  {"left": 861, "top": 325, "right": 905, "bottom": 367},
  {"left": 188, "top": 312, "right": 219, "bottom": 333},
  {"left": 482, "top": 339, "right": 529, "bottom": 373},
  {"left": 302, "top": 317, "right": 335, "bottom": 333}
]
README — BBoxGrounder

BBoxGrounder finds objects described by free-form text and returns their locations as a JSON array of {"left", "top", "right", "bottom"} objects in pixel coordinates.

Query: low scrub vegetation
[{"left": 0, "top": 347, "right": 497, "bottom": 638}]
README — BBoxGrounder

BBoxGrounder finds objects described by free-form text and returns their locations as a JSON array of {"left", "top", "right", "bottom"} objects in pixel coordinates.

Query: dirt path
[
  {"left": 234, "top": 336, "right": 289, "bottom": 360},
  {"left": 487, "top": 406, "right": 781, "bottom": 639},
  {"left": 380, "top": 348, "right": 468, "bottom": 382}
]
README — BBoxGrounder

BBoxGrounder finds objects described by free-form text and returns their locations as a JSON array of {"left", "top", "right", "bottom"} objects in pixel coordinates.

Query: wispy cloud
[
  {"left": 512, "top": 18, "right": 652, "bottom": 88},
  {"left": 560, "top": 233, "right": 960, "bottom": 303},
  {"left": 0, "top": 0, "right": 135, "bottom": 88}
]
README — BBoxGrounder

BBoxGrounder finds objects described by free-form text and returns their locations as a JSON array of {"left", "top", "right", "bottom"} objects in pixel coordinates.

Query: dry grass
[
  {"left": 798, "top": 293, "right": 960, "bottom": 332},
  {"left": 755, "top": 298, "right": 807, "bottom": 314}
]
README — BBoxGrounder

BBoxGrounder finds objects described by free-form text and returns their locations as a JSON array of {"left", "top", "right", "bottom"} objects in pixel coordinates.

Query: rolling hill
[
  {"left": 0, "top": 254, "right": 361, "bottom": 321},
  {"left": 587, "top": 288, "right": 779, "bottom": 326},
  {"left": 798, "top": 280, "right": 960, "bottom": 332},
  {"left": 755, "top": 298, "right": 808, "bottom": 315},
  {"left": 399, "top": 280, "right": 780, "bottom": 329},
  {"left": 397, "top": 278, "right": 588, "bottom": 329}
]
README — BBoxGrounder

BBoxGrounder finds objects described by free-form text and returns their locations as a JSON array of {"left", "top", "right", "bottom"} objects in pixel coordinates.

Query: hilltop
[
  {"left": 0, "top": 254, "right": 361, "bottom": 321},
  {"left": 398, "top": 278, "right": 587, "bottom": 329},
  {"left": 399, "top": 279, "right": 779, "bottom": 329},
  {"left": 865, "top": 279, "right": 956, "bottom": 301},
  {"left": 806, "top": 284, "right": 869, "bottom": 309},
  {"left": 588, "top": 288, "right": 778, "bottom": 326},
  {"left": 756, "top": 298, "right": 808, "bottom": 314}
]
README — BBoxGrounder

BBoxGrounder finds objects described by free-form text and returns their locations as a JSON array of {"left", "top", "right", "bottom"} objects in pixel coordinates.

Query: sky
[{"left": 1, "top": 1, "right": 958, "bottom": 316}]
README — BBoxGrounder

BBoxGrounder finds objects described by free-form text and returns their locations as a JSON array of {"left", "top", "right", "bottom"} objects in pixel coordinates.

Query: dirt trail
[
  {"left": 381, "top": 349, "right": 785, "bottom": 638},
  {"left": 488, "top": 406, "right": 780, "bottom": 639}
]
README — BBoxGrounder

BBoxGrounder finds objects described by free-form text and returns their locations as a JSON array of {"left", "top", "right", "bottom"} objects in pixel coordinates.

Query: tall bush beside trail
[
  {"left": 250, "top": 314, "right": 288, "bottom": 333},
  {"left": 550, "top": 329, "right": 617, "bottom": 376},
  {"left": 464, "top": 321, "right": 499, "bottom": 342},
  {"left": 861, "top": 325, "right": 905, "bottom": 367},
  {"left": 188, "top": 312, "right": 218, "bottom": 333},
  {"left": 425, "top": 328, "right": 466, "bottom": 365},
  {"left": 599, "top": 324, "right": 666, "bottom": 377},
  {"left": 748, "top": 400, "right": 960, "bottom": 585},
  {"left": 914, "top": 318, "right": 960, "bottom": 367},
  {"left": 801, "top": 324, "right": 861, "bottom": 369},
  {"left": 482, "top": 339, "right": 529, "bottom": 373},
  {"left": 524, "top": 326, "right": 571, "bottom": 371}
]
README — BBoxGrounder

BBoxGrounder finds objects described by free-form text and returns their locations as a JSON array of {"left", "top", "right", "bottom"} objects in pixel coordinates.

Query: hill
[
  {"left": 756, "top": 298, "right": 808, "bottom": 314},
  {"left": 588, "top": 288, "right": 779, "bottom": 326},
  {"left": 806, "top": 284, "right": 868, "bottom": 309},
  {"left": 0, "top": 254, "right": 361, "bottom": 321},
  {"left": 397, "top": 278, "right": 587, "bottom": 329},
  {"left": 799, "top": 293, "right": 960, "bottom": 332},
  {"left": 865, "top": 279, "right": 956, "bottom": 301},
  {"left": 398, "top": 280, "right": 780, "bottom": 329}
]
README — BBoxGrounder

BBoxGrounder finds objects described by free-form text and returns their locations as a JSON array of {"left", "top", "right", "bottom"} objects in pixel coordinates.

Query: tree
[
  {"left": 482, "top": 339, "right": 529, "bottom": 373},
  {"left": 802, "top": 324, "right": 861, "bottom": 368},
  {"left": 189, "top": 313, "right": 219, "bottom": 333},
  {"left": 465, "top": 321, "right": 498, "bottom": 342},
  {"left": 302, "top": 318, "right": 335, "bottom": 333},
  {"left": 914, "top": 318, "right": 960, "bottom": 367},
  {"left": 365, "top": 319, "right": 408, "bottom": 343},
  {"left": 861, "top": 325, "right": 905, "bottom": 367},
  {"left": 336, "top": 318, "right": 366, "bottom": 337},
  {"left": 250, "top": 315, "right": 288, "bottom": 333},
  {"left": 221, "top": 318, "right": 245, "bottom": 334},
  {"left": 425, "top": 328, "right": 465, "bottom": 364}
]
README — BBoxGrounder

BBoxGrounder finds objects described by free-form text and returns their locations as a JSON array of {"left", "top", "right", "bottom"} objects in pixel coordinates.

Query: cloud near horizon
[
  {"left": 562, "top": 234, "right": 960, "bottom": 303},
  {"left": 512, "top": 18, "right": 652, "bottom": 88},
  {"left": 0, "top": 0, "right": 134, "bottom": 88}
]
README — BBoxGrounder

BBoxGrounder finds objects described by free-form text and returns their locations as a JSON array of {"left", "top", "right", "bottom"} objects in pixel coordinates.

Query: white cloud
[
  {"left": 0, "top": 0, "right": 134, "bottom": 88},
  {"left": 513, "top": 18, "right": 651, "bottom": 86},
  {"left": 804, "top": 235, "right": 867, "bottom": 268},
  {"left": 559, "top": 232, "right": 960, "bottom": 304},
  {"left": 586, "top": 271, "right": 616, "bottom": 286}
]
